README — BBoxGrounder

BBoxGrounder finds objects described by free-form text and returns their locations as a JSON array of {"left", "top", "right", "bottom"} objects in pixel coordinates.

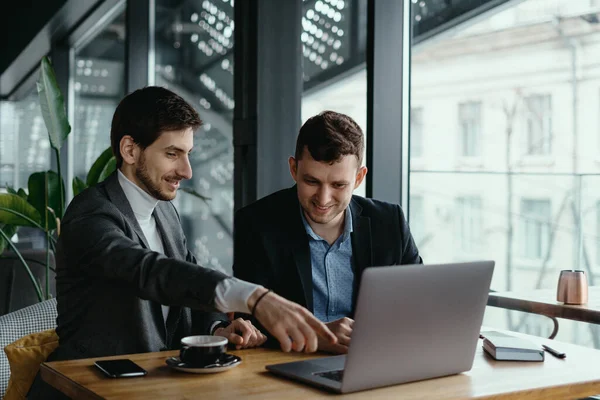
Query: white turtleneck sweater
[{"left": 117, "top": 170, "right": 260, "bottom": 324}]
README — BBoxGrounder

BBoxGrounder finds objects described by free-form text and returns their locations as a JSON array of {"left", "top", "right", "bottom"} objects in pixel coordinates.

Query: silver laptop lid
[{"left": 341, "top": 261, "right": 494, "bottom": 393}]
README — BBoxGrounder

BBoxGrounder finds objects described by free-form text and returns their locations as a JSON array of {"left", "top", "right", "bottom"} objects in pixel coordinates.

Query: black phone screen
[{"left": 94, "top": 359, "right": 148, "bottom": 378}]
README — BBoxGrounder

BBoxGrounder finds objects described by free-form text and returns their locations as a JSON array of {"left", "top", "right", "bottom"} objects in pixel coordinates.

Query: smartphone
[{"left": 94, "top": 359, "right": 148, "bottom": 378}]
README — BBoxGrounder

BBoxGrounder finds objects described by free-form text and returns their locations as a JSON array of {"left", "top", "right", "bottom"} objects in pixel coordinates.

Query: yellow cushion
[{"left": 3, "top": 329, "right": 59, "bottom": 400}]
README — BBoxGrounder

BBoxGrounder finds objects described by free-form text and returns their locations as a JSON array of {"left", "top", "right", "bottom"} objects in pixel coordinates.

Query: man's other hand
[
  {"left": 249, "top": 288, "right": 337, "bottom": 353},
  {"left": 318, "top": 317, "right": 354, "bottom": 354},
  {"left": 214, "top": 318, "right": 267, "bottom": 349}
]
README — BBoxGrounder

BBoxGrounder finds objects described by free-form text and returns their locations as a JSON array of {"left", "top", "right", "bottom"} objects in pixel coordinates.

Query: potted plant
[
  {"left": 0, "top": 57, "right": 115, "bottom": 305},
  {"left": 0, "top": 57, "right": 208, "bottom": 309}
]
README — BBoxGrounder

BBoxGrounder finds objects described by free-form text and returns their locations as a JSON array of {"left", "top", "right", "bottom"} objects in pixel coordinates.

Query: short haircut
[
  {"left": 295, "top": 110, "right": 364, "bottom": 166},
  {"left": 110, "top": 86, "right": 202, "bottom": 168}
]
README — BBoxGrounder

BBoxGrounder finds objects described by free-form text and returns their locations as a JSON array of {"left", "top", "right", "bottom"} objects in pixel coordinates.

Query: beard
[{"left": 135, "top": 153, "right": 177, "bottom": 201}]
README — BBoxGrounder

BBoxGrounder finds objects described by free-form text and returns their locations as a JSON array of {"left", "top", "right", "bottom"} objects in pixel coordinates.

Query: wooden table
[
  {"left": 487, "top": 287, "right": 600, "bottom": 338},
  {"left": 41, "top": 335, "right": 600, "bottom": 400}
]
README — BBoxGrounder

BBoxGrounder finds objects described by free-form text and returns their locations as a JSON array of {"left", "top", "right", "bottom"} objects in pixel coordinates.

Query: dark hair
[
  {"left": 110, "top": 86, "right": 202, "bottom": 168},
  {"left": 295, "top": 110, "right": 364, "bottom": 165}
]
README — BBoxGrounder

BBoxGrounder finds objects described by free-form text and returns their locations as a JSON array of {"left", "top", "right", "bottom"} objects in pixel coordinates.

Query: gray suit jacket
[{"left": 48, "top": 172, "right": 229, "bottom": 362}]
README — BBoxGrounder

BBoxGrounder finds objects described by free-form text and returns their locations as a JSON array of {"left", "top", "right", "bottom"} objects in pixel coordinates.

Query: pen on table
[{"left": 542, "top": 344, "right": 566, "bottom": 359}]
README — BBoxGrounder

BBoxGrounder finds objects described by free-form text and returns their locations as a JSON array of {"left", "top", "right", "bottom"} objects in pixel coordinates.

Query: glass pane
[
  {"left": 72, "top": 10, "right": 126, "bottom": 183},
  {"left": 301, "top": 0, "right": 367, "bottom": 196},
  {"left": 410, "top": 0, "right": 600, "bottom": 347},
  {"left": 155, "top": 0, "right": 235, "bottom": 274},
  {"left": 0, "top": 86, "right": 51, "bottom": 250},
  {"left": 411, "top": 107, "right": 423, "bottom": 158},
  {"left": 0, "top": 88, "right": 49, "bottom": 189}
]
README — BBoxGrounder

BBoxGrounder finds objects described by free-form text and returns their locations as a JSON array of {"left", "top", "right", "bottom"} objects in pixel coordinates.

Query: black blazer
[
  {"left": 233, "top": 186, "right": 422, "bottom": 317},
  {"left": 49, "top": 172, "right": 229, "bottom": 362}
]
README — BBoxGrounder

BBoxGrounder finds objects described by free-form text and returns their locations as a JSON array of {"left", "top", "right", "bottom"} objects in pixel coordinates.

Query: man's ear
[
  {"left": 120, "top": 135, "right": 138, "bottom": 166},
  {"left": 288, "top": 156, "right": 298, "bottom": 182},
  {"left": 354, "top": 166, "right": 368, "bottom": 189}
]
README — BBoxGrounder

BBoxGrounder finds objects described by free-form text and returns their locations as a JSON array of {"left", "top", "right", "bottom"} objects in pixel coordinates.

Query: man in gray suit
[{"left": 29, "top": 87, "right": 335, "bottom": 399}]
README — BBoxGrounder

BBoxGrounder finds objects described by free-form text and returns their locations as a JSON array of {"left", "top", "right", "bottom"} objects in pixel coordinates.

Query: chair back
[
  {"left": 0, "top": 298, "right": 57, "bottom": 398},
  {"left": 0, "top": 249, "right": 56, "bottom": 315}
]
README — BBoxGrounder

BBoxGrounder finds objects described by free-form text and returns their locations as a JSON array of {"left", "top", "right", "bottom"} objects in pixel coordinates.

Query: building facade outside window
[
  {"left": 525, "top": 94, "right": 552, "bottom": 156},
  {"left": 411, "top": 107, "right": 423, "bottom": 158},
  {"left": 519, "top": 198, "right": 551, "bottom": 260},
  {"left": 410, "top": 0, "right": 600, "bottom": 346},
  {"left": 409, "top": 194, "right": 424, "bottom": 247},
  {"left": 458, "top": 102, "right": 481, "bottom": 157},
  {"left": 455, "top": 196, "right": 482, "bottom": 253}
]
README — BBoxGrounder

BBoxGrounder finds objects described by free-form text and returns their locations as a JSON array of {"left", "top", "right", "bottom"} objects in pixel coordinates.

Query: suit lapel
[
  {"left": 153, "top": 203, "right": 181, "bottom": 259},
  {"left": 105, "top": 172, "right": 187, "bottom": 348},
  {"left": 287, "top": 188, "right": 314, "bottom": 312},
  {"left": 154, "top": 202, "right": 186, "bottom": 346},
  {"left": 350, "top": 199, "right": 372, "bottom": 313},
  {"left": 292, "top": 237, "right": 313, "bottom": 312},
  {"left": 104, "top": 172, "right": 151, "bottom": 249}
]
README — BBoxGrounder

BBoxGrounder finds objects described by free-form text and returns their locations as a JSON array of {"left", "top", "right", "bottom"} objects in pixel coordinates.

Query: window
[
  {"left": 520, "top": 199, "right": 551, "bottom": 260},
  {"left": 411, "top": 107, "right": 423, "bottom": 158},
  {"left": 72, "top": 9, "right": 126, "bottom": 185},
  {"left": 456, "top": 196, "right": 482, "bottom": 253},
  {"left": 301, "top": 0, "right": 367, "bottom": 196},
  {"left": 155, "top": 0, "right": 235, "bottom": 273},
  {"left": 525, "top": 94, "right": 552, "bottom": 155},
  {"left": 0, "top": 89, "right": 49, "bottom": 189},
  {"left": 458, "top": 102, "right": 481, "bottom": 157},
  {"left": 409, "top": 195, "right": 424, "bottom": 246}
]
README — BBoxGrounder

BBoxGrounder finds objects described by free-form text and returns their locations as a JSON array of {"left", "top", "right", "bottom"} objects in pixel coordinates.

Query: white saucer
[{"left": 165, "top": 354, "right": 242, "bottom": 374}]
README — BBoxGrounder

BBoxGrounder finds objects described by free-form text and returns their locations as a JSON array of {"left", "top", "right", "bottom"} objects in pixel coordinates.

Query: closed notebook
[{"left": 482, "top": 331, "right": 544, "bottom": 362}]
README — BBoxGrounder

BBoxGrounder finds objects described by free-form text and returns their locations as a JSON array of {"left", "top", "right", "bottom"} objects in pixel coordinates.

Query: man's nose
[
  {"left": 315, "top": 186, "right": 331, "bottom": 205},
  {"left": 177, "top": 156, "right": 193, "bottom": 179}
]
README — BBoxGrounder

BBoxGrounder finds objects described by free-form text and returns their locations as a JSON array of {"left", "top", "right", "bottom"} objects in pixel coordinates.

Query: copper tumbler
[{"left": 556, "top": 270, "right": 588, "bottom": 305}]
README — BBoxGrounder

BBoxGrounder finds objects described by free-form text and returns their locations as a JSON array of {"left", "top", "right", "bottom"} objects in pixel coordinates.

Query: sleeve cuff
[
  {"left": 214, "top": 277, "right": 263, "bottom": 313},
  {"left": 210, "top": 320, "right": 231, "bottom": 335}
]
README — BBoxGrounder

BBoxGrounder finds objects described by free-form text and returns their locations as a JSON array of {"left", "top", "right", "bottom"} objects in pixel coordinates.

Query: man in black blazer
[
  {"left": 234, "top": 111, "right": 422, "bottom": 354},
  {"left": 29, "top": 87, "right": 335, "bottom": 399}
]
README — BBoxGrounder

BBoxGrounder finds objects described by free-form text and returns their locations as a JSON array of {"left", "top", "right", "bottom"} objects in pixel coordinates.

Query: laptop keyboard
[{"left": 314, "top": 369, "right": 344, "bottom": 382}]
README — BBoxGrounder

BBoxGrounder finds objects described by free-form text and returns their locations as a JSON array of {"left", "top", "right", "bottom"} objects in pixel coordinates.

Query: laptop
[{"left": 266, "top": 261, "right": 494, "bottom": 393}]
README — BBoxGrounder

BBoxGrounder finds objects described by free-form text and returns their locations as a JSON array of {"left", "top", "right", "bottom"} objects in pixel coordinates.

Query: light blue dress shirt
[{"left": 301, "top": 207, "right": 355, "bottom": 322}]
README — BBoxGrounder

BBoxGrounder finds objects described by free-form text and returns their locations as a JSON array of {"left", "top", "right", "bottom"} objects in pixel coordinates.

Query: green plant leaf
[
  {"left": 0, "top": 194, "right": 42, "bottom": 227},
  {"left": 37, "top": 56, "right": 71, "bottom": 151},
  {"left": 28, "top": 171, "right": 64, "bottom": 230},
  {"left": 73, "top": 176, "right": 87, "bottom": 196},
  {"left": 17, "top": 188, "right": 28, "bottom": 200},
  {"left": 179, "top": 187, "right": 211, "bottom": 202},
  {"left": 98, "top": 157, "right": 117, "bottom": 183},
  {"left": 87, "top": 147, "right": 115, "bottom": 187},
  {"left": 6, "top": 186, "right": 28, "bottom": 201},
  {"left": 0, "top": 224, "right": 18, "bottom": 255}
]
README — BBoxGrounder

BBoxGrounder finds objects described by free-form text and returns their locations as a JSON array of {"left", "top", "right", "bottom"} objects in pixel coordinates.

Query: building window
[
  {"left": 525, "top": 94, "right": 552, "bottom": 155},
  {"left": 520, "top": 199, "right": 551, "bottom": 260},
  {"left": 458, "top": 102, "right": 481, "bottom": 157},
  {"left": 411, "top": 107, "right": 423, "bottom": 158},
  {"left": 409, "top": 195, "right": 424, "bottom": 246},
  {"left": 456, "top": 196, "right": 482, "bottom": 253}
]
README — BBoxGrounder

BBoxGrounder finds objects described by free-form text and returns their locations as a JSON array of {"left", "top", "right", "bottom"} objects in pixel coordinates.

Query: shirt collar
[
  {"left": 300, "top": 204, "right": 353, "bottom": 243},
  {"left": 117, "top": 169, "right": 159, "bottom": 220}
]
